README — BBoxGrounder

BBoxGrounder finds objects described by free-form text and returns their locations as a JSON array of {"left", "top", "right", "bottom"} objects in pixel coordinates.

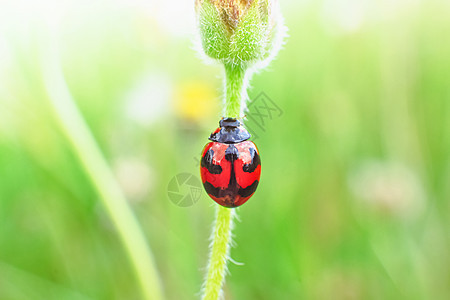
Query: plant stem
[
  {"left": 202, "top": 207, "right": 235, "bottom": 300},
  {"left": 41, "top": 43, "right": 163, "bottom": 300},
  {"left": 224, "top": 63, "right": 248, "bottom": 118},
  {"left": 202, "top": 63, "right": 248, "bottom": 300}
]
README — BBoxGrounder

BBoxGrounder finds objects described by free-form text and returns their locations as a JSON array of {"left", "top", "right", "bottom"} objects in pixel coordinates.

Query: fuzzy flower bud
[{"left": 195, "top": 0, "right": 286, "bottom": 68}]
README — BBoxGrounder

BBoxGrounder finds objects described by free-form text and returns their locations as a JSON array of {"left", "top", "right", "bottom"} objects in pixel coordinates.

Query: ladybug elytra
[{"left": 200, "top": 118, "right": 261, "bottom": 208}]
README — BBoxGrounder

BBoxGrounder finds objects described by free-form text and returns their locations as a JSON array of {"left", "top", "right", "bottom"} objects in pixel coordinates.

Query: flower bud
[{"left": 195, "top": 0, "right": 286, "bottom": 67}]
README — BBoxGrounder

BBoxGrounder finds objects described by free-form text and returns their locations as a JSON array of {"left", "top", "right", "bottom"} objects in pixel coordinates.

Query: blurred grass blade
[
  {"left": 40, "top": 40, "right": 164, "bottom": 300},
  {"left": 0, "top": 261, "right": 93, "bottom": 300}
]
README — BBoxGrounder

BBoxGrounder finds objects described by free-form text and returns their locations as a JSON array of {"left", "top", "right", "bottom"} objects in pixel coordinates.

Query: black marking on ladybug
[
  {"left": 225, "top": 145, "right": 239, "bottom": 194},
  {"left": 202, "top": 180, "right": 241, "bottom": 203},
  {"left": 202, "top": 144, "right": 250, "bottom": 206},
  {"left": 201, "top": 149, "right": 222, "bottom": 174},
  {"left": 203, "top": 181, "right": 221, "bottom": 198},
  {"left": 238, "top": 180, "right": 259, "bottom": 198},
  {"left": 224, "top": 144, "right": 239, "bottom": 162},
  {"left": 243, "top": 147, "right": 260, "bottom": 173},
  {"left": 209, "top": 118, "right": 251, "bottom": 144}
]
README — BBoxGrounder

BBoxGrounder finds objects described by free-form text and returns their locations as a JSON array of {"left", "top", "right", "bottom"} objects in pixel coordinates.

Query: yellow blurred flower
[{"left": 173, "top": 80, "right": 219, "bottom": 122}]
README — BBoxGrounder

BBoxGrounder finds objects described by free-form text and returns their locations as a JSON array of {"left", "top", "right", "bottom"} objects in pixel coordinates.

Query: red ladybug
[{"left": 200, "top": 118, "right": 261, "bottom": 208}]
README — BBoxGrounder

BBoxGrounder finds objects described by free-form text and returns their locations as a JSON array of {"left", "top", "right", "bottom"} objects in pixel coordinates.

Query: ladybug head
[{"left": 209, "top": 117, "right": 251, "bottom": 144}]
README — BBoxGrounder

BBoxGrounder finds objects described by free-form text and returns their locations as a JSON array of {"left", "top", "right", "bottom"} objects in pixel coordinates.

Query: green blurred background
[{"left": 0, "top": 0, "right": 449, "bottom": 299}]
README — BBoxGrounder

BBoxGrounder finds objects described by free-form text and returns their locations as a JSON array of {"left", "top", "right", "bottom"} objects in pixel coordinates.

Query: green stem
[
  {"left": 202, "top": 63, "right": 249, "bottom": 300},
  {"left": 224, "top": 63, "right": 248, "bottom": 118},
  {"left": 41, "top": 43, "right": 163, "bottom": 300},
  {"left": 202, "top": 207, "right": 234, "bottom": 300}
]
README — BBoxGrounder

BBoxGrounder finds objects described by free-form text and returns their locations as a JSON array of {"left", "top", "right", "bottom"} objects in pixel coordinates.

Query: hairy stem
[
  {"left": 202, "top": 207, "right": 235, "bottom": 300},
  {"left": 202, "top": 63, "right": 249, "bottom": 300},
  {"left": 224, "top": 63, "right": 248, "bottom": 118},
  {"left": 41, "top": 42, "right": 163, "bottom": 300}
]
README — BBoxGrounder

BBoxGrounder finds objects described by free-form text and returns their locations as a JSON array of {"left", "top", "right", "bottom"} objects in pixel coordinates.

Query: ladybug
[{"left": 200, "top": 118, "right": 261, "bottom": 208}]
